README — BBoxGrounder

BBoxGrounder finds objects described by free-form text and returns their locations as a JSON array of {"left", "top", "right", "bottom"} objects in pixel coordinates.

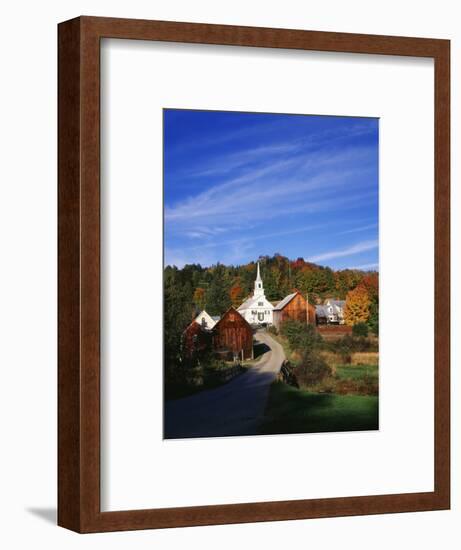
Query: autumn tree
[
  {"left": 334, "top": 269, "right": 364, "bottom": 298},
  {"left": 344, "top": 284, "right": 371, "bottom": 326},
  {"left": 361, "top": 273, "right": 379, "bottom": 301},
  {"left": 229, "top": 283, "right": 244, "bottom": 307},
  {"left": 193, "top": 287, "right": 206, "bottom": 310}
]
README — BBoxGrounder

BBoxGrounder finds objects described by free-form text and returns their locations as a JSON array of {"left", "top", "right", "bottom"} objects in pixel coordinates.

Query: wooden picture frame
[{"left": 58, "top": 16, "right": 450, "bottom": 533}]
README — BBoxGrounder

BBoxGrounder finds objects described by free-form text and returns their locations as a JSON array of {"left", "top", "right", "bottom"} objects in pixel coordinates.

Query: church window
[{"left": 258, "top": 302, "right": 263, "bottom": 306}]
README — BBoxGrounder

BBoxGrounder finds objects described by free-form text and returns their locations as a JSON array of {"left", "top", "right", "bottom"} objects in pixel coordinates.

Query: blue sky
[{"left": 164, "top": 109, "right": 379, "bottom": 271}]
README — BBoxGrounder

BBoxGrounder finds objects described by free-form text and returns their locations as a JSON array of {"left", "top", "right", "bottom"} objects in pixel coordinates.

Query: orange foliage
[
  {"left": 344, "top": 284, "right": 371, "bottom": 326},
  {"left": 361, "top": 273, "right": 379, "bottom": 301},
  {"left": 230, "top": 284, "right": 244, "bottom": 306}
]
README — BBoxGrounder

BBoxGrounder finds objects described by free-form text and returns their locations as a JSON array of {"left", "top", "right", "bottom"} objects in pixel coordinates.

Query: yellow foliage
[{"left": 344, "top": 284, "right": 371, "bottom": 326}]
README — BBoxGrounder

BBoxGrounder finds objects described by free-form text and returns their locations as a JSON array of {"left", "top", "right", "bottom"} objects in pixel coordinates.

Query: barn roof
[
  {"left": 182, "top": 320, "right": 205, "bottom": 335},
  {"left": 213, "top": 307, "right": 252, "bottom": 330},
  {"left": 273, "top": 292, "right": 298, "bottom": 311},
  {"left": 315, "top": 305, "right": 328, "bottom": 317}
]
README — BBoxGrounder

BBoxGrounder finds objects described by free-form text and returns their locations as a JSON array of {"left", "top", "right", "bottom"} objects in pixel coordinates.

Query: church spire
[
  {"left": 254, "top": 261, "right": 264, "bottom": 297},
  {"left": 256, "top": 261, "right": 262, "bottom": 282}
]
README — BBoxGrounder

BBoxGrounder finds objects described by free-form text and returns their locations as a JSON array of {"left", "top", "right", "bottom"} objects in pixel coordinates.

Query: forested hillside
[
  {"left": 165, "top": 253, "right": 377, "bottom": 313},
  {"left": 164, "top": 254, "right": 378, "bottom": 366}
]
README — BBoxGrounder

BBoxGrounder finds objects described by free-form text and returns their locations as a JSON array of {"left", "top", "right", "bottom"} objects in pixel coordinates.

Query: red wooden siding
[
  {"left": 182, "top": 321, "right": 211, "bottom": 358},
  {"left": 273, "top": 292, "right": 314, "bottom": 329},
  {"left": 213, "top": 308, "right": 254, "bottom": 360},
  {"left": 307, "top": 302, "right": 316, "bottom": 324}
]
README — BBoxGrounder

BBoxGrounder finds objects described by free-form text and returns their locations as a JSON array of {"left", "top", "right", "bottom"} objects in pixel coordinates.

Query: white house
[
  {"left": 237, "top": 262, "right": 274, "bottom": 325},
  {"left": 323, "top": 299, "right": 346, "bottom": 324},
  {"left": 194, "top": 310, "right": 220, "bottom": 330}
]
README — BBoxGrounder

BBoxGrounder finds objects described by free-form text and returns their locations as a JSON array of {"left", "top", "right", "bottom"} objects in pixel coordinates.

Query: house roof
[
  {"left": 238, "top": 295, "right": 274, "bottom": 311},
  {"left": 325, "top": 299, "right": 345, "bottom": 308},
  {"left": 193, "top": 310, "right": 220, "bottom": 331},
  {"left": 273, "top": 292, "right": 298, "bottom": 311},
  {"left": 237, "top": 297, "right": 255, "bottom": 311},
  {"left": 315, "top": 305, "right": 328, "bottom": 316}
]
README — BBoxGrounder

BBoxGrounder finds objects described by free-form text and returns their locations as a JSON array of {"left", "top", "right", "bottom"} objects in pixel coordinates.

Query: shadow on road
[
  {"left": 253, "top": 340, "right": 271, "bottom": 359},
  {"left": 164, "top": 367, "right": 277, "bottom": 439},
  {"left": 164, "top": 331, "right": 285, "bottom": 440}
]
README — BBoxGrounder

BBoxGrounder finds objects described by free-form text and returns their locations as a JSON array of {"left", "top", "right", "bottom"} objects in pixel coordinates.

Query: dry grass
[
  {"left": 351, "top": 352, "right": 379, "bottom": 366},
  {"left": 319, "top": 350, "right": 379, "bottom": 367},
  {"left": 319, "top": 351, "right": 340, "bottom": 366}
]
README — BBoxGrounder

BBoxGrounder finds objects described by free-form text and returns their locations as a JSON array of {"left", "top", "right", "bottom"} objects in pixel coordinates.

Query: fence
[
  {"left": 207, "top": 363, "right": 245, "bottom": 384},
  {"left": 277, "top": 360, "right": 299, "bottom": 388}
]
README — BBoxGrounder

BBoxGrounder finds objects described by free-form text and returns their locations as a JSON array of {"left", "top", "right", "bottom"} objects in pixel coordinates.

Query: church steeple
[{"left": 254, "top": 261, "right": 264, "bottom": 297}]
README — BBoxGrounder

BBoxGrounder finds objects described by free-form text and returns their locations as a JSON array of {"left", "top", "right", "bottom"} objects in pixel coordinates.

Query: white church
[{"left": 237, "top": 262, "right": 274, "bottom": 325}]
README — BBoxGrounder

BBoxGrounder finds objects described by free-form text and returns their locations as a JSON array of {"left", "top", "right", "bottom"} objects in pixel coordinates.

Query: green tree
[
  {"left": 164, "top": 271, "right": 194, "bottom": 364},
  {"left": 280, "top": 320, "right": 321, "bottom": 352},
  {"left": 352, "top": 322, "right": 369, "bottom": 337},
  {"left": 368, "top": 300, "right": 379, "bottom": 335},
  {"left": 206, "top": 263, "right": 231, "bottom": 316}
]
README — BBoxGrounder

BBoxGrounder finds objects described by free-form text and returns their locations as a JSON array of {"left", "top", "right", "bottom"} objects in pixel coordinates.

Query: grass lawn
[
  {"left": 260, "top": 381, "right": 379, "bottom": 435},
  {"left": 335, "top": 364, "right": 378, "bottom": 382}
]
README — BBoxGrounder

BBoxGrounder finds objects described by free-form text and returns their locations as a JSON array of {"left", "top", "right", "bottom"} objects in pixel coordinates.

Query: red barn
[
  {"left": 213, "top": 307, "right": 254, "bottom": 360},
  {"left": 182, "top": 321, "right": 212, "bottom": 359},
  {"left": 272, "top": 291, "right": 315, "bottom": 329}
]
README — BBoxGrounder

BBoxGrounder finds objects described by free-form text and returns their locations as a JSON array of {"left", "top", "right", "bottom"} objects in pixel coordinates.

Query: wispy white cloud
[
  {"left": 164, "top": 114, "right": 379, "bottom": 268},
  {"left": 338, "top": 223, "right": 378, "bottom": 235},
  {"left": 182, "top": 223, "right": 325, "bottom": 251},
  {"left": 306, "top": 240, "right": 379, "bottom": 263},
  {"left": 165, "top": 145, "right": 376, "bottom": 228},
  {"left": 186, "top": 143, "right": 302, "bottom": 179}
]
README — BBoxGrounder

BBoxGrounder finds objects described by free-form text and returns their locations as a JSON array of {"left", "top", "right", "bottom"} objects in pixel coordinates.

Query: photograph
[
  {"left": 163, "top": 109, "right": 379, "bottom": 439},
  {"left": 2, "top": 3, "right": 451, "bottom": 542}
]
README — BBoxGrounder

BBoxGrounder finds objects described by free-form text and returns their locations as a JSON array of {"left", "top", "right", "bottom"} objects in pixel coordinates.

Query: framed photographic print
[{"left": 58, "top": 16, "right": 450, "bottom": 532}]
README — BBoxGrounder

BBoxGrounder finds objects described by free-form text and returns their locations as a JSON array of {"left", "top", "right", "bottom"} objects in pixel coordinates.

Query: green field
[
  {"left": 260, "top": 381, "right": 379, "bottom": 435},
  {"left": 335, "top": 364, "right": 378, "bottom": 382}
]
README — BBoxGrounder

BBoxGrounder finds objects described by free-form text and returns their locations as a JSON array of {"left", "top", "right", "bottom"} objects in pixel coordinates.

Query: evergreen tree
[
  {"left": 206, "top": 263, "right": 231, "bottom": 315},
  {"left": 164, "top": 273, "right": 194, "bottom": 364}
]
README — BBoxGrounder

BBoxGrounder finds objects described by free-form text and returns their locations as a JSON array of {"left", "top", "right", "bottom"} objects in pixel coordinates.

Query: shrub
[
  {"left": 267, "top": 325, "right": 278, "bottom": 335},
  {"left": 352, "top": 322, "right": 369, "bottom": 337},
  {"left": 280, "top": 320, "right": 321, "bottom": 352},
  {"left": 369, "top": 318, "right": 379, "bottom": 336},
  {"left": 295, "top": 351, "right": 332, "bottom": 388}
]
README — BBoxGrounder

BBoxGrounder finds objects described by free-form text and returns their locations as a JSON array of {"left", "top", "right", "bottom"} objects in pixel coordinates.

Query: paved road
[{"left": 164, "top": 331, "right": 285, "bottom": 439}]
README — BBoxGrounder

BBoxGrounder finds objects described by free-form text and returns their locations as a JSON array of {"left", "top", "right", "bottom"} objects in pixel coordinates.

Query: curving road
[{"left": 164, "top": 331, "right": 285, "bottom": 439}]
